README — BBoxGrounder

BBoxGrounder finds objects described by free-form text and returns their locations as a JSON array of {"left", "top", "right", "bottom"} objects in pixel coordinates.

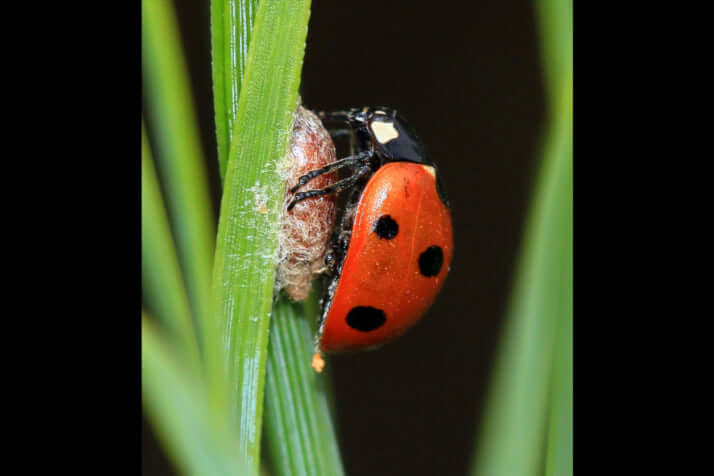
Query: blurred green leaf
[
  {"left": 538, "top": 0, "right": 573, "bottom": 473},
  {"left": 209, "top": 0, "right": 312, "bottom": 471},
  {"left": 142, "top": 314, "right": 249, "bottom": 476},
  {"left": 544, "top": 244, "right": 573, "bottom": 476},
  {"left": 142, "top": 124, "right": 200, "bottom": 369},
  {"left": 263, "top": 292, "right": 345, "bottom": 476},
  {"left": 470, "top": 112, "right": 571, "bottom": 476},
  {"left": 536, "top": 0, "right": 573, "bottom": 110},
  {"left": 470, "top": 0, "right": 572, "bottom": 473},
  {"left": 211, "top": 0, "right": 260, "bottom": 181},
  {"left": 142, "top": 0, "right": 216, "bottom": 353}
]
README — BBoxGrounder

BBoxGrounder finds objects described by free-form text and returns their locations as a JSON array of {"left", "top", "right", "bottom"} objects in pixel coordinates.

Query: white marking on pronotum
[
  {"left": 421, "top": 165, "right": 436, "bottom": 179},
  {"left": 370, "top": 120, "right": 399, "bottom": 144}
]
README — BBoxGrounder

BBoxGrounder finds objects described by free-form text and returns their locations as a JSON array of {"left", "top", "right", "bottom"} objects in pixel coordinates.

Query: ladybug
[{"left": 288, "top": 107, "right": 453, "bottom": 356}]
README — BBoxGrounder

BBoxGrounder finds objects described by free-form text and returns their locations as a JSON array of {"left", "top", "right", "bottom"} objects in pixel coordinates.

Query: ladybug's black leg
[
  {"left": 290, "top": 150, "right": 371, "bottom": 193},
  {"left": 287, "top": 165, "right": 371, "bottom": 211}
]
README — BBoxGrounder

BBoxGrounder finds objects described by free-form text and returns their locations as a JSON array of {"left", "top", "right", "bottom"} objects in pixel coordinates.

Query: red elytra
[{"left": 318, "top": 162, "right": 453, "bottom": 353}]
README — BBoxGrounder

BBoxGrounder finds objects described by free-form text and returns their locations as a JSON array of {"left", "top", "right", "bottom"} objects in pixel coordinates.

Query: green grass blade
[
  {"left": 142, "top": 0, "right": 216, "bottom": 351},
  {"left": 142, "top": 314, "right": 249, "bottom": 476},
  {"left": 469, "top": 0, "right": 572, "bottom": 468},
  {"left": 472, "top": 120, "right": 572, "bottom": 475},
  {"left": 211, "top": 3, "right": 344, "bottom": 470},
  {"left": 142, "top": 124, "right": 200, "bottom": 369},
  {"left": 263, "top": 293, "right": 345, "bottom": 476},
  {"left": 544, "top": 243, "right": 573, "bottom": 476},
  {"left": 210, "top": 0, "right": 312, "bottom": 471},
  {"left": 470, "top": 87, "right": 572, "bottom": 475},
  {"left": 536, "top": 0, "right": 573, "bottom": 110},
  {"left": 538, "top": 1, "right": 573, "bottom": 474},
  {"left": 211, "top": 0, "right": 259, "bottom": 181}
]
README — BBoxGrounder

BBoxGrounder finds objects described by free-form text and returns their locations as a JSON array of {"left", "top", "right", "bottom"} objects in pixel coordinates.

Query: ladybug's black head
[
  {"left": 366, "top": 107, "right": 449, "bottom": 208},
  {"left": 317, "top": 106, "right": 450, "bottom": 208},
  {"left": 363, "top": 107, "right": 432, "bottom": 167}
]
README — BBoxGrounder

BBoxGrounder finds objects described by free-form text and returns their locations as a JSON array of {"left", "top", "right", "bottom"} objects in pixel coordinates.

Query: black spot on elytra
[
  {"left": 346, "top": 306, "right": 387, "bottom": 332},
  {"left": 419, "top": 246, "right": 443, "bottom": 277},
  {"left": 373, "top": 215, "right": 399, "bottom": 239}
]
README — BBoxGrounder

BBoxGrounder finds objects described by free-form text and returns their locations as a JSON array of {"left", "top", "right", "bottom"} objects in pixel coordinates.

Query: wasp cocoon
[{"left": 276, "top": 106, "right": 338, "bottom": 301}]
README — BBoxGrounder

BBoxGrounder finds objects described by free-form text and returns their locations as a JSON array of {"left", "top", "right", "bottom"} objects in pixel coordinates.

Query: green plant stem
[
  {"left": 209, "top": 0, "right": 312, "bottom": 471},
  {"left": 142, "top": 125, "right": 200, "bottom": 369},
  {"left": 142, "top": 0, "right": 216, "bottom": 354},
  {"left": 211, "top": 0, "right": 260, "bottom": 181},
  {"left": 264, "top": 292, "right": 345, "bottom": 476},
  {"left": 142, "top": 313, "right": 248, "bottom": 476}
]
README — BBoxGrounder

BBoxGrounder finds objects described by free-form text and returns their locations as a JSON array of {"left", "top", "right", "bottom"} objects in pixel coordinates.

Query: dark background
[{"left": 143, "top": 1, "right": 546, "bottom": 474}]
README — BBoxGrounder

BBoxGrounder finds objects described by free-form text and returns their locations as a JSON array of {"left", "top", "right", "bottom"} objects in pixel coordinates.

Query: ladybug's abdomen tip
[{"left": 311, "top": 352, "right": 325, "bottom": 372}]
